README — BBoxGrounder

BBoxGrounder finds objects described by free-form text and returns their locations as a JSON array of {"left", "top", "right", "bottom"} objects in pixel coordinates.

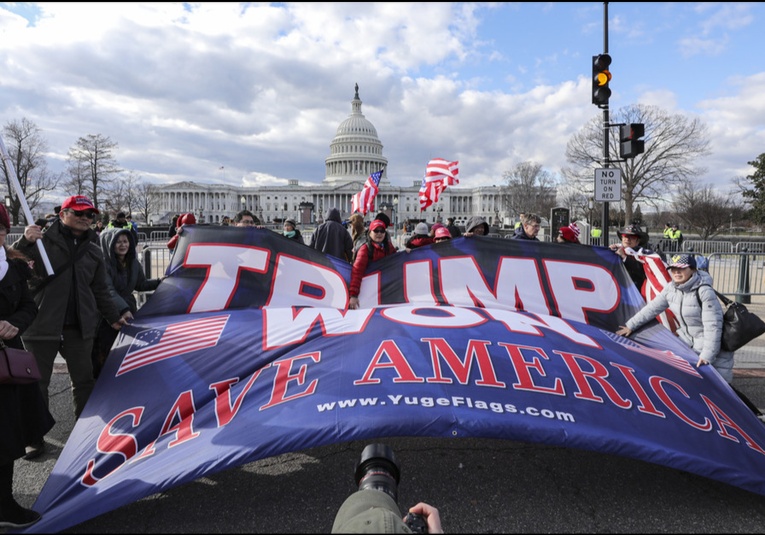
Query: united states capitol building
[{"left": 153, "top": 85, "right": 508, "bottom": 230}]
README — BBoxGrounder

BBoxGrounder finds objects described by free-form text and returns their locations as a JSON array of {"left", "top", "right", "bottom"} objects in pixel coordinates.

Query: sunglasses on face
[
  {"left": 371, "top": 228, "right": 386, "bottom": 234},
  {"left": 67, "top": 209, "right": 96, "bottom": 219},
  {"left": 435, "top": 237, "right": 450, "bottom": 242}
]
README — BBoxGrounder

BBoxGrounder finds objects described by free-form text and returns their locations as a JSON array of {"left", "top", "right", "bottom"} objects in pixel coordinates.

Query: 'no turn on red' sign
[{"left": 594, "top": 168, "right": 622, "bottom": 202}]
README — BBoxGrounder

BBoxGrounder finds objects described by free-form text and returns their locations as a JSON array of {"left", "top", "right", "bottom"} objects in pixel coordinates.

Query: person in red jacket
[
  {"left": 348, "top": 219, "right": 397, "bottom": 310},
  {"left": 404, "top": 222, "right": 433, "bottom": 251}
]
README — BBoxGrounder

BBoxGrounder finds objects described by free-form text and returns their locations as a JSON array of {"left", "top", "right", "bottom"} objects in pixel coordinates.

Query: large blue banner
[{"left": 22, "top": 227, "right": 765, "bottom": 533}]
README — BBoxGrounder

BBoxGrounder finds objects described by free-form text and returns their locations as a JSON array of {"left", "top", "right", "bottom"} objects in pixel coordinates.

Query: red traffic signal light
[
  {"left": 592, "top": 54, "right": 612, "bottom": 106},
  {"left": 619, "top": 123, "right": 645, "bottom": 159}
]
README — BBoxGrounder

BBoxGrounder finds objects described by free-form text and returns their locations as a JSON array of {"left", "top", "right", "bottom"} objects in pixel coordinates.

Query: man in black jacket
[
  {"left": 12, "top": 195, "right": 129, "bottom": 459},
  {"left": 310, "top": 207, "right": 354, "bottom": 262}
]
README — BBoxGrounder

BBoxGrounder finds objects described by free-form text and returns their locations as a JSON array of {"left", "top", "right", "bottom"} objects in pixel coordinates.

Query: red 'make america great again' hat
[{"left": 61, "top": 195, "right": 99, "bottom": 214}]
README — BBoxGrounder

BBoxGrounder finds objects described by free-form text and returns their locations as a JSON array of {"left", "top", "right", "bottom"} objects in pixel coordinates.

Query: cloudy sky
[{"left": 1, "top": 2, "right": 764, "bottom": 196}]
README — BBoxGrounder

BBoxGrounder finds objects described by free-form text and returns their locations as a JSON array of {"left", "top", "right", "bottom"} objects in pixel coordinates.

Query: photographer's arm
[{"left": 407, "top": 502, "right": 443, "bottom": 534}]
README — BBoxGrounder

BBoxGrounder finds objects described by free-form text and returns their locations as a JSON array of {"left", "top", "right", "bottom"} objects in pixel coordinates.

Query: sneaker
[
  {"left": 0, "top": 499, "right": 42, "bottom": 528},
  {"left": 23, "top": 441, "right": 45, "bottom": 460}
]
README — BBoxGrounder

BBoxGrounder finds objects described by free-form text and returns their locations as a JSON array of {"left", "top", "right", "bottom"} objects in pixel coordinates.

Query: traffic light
[
  {"left": 592, "top": 54, "right": 612, "bottom": 106},
  {"left": 619, "top": 123, "right": 645, "bottom": 159}
]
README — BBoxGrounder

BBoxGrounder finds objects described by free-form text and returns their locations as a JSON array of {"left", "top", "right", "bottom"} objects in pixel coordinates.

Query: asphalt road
[{"left": 9, "top": 360, "right": 765, "bottom": 534}]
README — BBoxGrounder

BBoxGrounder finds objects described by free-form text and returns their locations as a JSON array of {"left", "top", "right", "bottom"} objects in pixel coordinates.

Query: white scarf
[{"left": 0, "top": 246, "right": 8, "bottom": 282}]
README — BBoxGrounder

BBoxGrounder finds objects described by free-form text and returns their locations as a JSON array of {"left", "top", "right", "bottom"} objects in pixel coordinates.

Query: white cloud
[{"left": 0, "top": 2, "right": 762, "bottom": 201}]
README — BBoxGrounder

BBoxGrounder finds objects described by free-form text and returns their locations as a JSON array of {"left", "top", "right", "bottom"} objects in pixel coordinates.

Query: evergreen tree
[{"left": 741, "top": 153, "right": 765, "bottom": 224}]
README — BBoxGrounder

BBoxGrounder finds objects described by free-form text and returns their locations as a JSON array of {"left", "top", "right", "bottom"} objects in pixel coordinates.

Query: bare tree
[
  {"left": 562, "top": 104, "right": 711, "bottom": 225},
  {"left": 133, "top": 181, "right": 160, "bottom": 225},
  {"left": 101, "top": 172, "right": 152, "bottom": 221},
  {"left": 64, "top": 134, "right": 121, "bottom": 210},
  {"left": 671, "top": 178, "right": 741, "bottom": 239},
  {"left": 501, "top": 161, "right": 559, "bottom": 220},
  {"left": 0, "top": 118, "right": 62, "bottom": 224}
]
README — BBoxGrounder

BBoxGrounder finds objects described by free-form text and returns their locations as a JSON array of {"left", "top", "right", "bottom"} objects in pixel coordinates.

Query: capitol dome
[{"left": 324, "top": 84, "right": 388, "bottom": 186}]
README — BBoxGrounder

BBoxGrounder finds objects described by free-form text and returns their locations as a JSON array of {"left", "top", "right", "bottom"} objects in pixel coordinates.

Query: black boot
[
  {"left": 0, "top": 497, "right": 42, "bottom": 528},
  {"left": 0, "top": 462, "right": 41, "bottom": 529}
]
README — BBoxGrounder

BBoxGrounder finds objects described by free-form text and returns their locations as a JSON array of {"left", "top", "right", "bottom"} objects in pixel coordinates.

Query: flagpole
[{"left": 0, "top": 135, "right": 54, "bottom": 275}]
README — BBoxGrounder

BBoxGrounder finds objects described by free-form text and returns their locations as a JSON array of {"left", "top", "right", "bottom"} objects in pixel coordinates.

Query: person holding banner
[
  {"left": 464, "top": 215, "right": 489, "bottom": 237},
  {"left": 511, "top": 213, "right": 541, "bottom": 240},
  {"left": 0, "top": 204, "right": 53, "bottom": 529},
  {"left": 11, "top": 195, "right": 129, "bottom": 459},
  {"left": 348, "top": 219, "right": 398, "bottom": 310},
  {"left": 616, "top": 254, "right": 734, "bottom": 383},
  {"left": 609, "top": 224, "right": 653, "bottom": 290},
  {"left": 310, "top": 208, "right": 353, "bottom": 262}
]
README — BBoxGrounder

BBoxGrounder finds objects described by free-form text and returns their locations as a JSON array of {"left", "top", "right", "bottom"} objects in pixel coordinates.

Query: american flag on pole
[
  {"left": 351, "top": 168, "right": 384, "bottom": 216},
  {"left": 117, "top": 315, "right": 230, "bottom": 375},
  {"left": 419, "top": 158, "right": 459, "bottom": 211}
]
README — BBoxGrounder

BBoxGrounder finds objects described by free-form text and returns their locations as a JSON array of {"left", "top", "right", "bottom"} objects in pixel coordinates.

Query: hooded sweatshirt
[
  {"left": 309, "top": 207, "right": 354, "bottom": 262},
  {"left": 465, "top": 216, "right": 489, "bottom": 236},
  {"left": 100, "top": 228, "right": 162, "bottom": 314}
]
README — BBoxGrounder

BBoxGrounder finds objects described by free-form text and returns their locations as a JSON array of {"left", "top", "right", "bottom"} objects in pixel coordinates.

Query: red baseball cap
[
  {"left": 369, "top": 219, "right": 386, "bottom": 232},
  {"left": 435, "top": 227, "right": 451, "bottom": 239},
  {"left": 61, "top": 195, "right": 99, "bottom": 214}
]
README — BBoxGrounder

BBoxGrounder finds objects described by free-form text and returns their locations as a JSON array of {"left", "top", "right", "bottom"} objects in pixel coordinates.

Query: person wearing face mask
[
  {"left": 282, "top": 219, "right": 303, "bottom": 243},
  {"left": 348, "top": 219, "right": 398, "bottom": 310}
]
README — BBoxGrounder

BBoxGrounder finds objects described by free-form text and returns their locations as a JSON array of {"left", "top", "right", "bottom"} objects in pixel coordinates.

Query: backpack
[
  {"left": 351, "top": 241, "right": 373, "bottom": 264},
  {"left": 695, "top": 284, "right": 765, "bottom": 352}
]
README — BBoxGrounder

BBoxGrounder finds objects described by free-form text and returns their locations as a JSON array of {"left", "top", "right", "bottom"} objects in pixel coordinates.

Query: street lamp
[{"left": 393, "top": 196, "right": 399, "bottom": 239}]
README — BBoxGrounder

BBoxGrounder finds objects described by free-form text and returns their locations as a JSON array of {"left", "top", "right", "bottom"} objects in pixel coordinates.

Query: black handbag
[
  {"left": 0, "top": 340, "right": 41, "bottom": 384},
  {"left": 697, "top": 286, "right": 765, "bottom": 352}
]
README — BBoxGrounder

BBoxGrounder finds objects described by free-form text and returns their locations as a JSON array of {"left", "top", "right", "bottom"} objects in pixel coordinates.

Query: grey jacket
[
  {"left": 12, "top": 219, "right": 122, "bottom": 341},
  {"left": 465, "top": 216, "right": 489, "bottom": 235},
  {"left": 625, "top": 270, "right": 733, "bottom": 382}
]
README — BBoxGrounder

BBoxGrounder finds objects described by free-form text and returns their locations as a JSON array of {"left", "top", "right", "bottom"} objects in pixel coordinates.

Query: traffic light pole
[{"left": 601, "top": 2, "right": 610, "bottom": 248}]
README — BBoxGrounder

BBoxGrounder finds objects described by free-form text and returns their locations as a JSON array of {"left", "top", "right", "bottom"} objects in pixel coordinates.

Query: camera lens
[{"left": 354, "top": 443, "right": 401, "bottom": 503}]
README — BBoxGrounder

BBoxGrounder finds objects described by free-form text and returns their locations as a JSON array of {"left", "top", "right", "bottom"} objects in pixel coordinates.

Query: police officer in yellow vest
[
  {"left": 107, "top": 211, "right": 138, "bottom": 244},
  {"left": 667, "top": 223, "right": 683, "bottom": 252},
  {"left": 590, "top": 223, "right": 602, "bottom": 246}
]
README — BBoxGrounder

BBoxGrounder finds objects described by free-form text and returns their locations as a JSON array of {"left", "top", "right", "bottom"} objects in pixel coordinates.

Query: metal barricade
[
  {"left": 135, "top": 245, "right": 174, "bottom": 309},
  {"left": 682, "top": 240, "right": 733, "bottom": 255},
  {"left": 149, "top": 230, "right": 169, "bottom": 244},
  {"left": 736, "top": 242, "right": 765, "bottom": 253},
  {"left": 706, "top": 252, "right": 765, "bottom": 302}
]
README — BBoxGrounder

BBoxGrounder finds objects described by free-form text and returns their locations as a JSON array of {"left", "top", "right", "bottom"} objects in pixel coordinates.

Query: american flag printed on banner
[
  {"left": 419, "top": 158, "right": 459, "bottom": 211},
  {"left": 117, "top": 315, "right": 230, "bottom": 375},
  {"left": 351, "top": 169, "right": 384, "bottom": 215}
]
